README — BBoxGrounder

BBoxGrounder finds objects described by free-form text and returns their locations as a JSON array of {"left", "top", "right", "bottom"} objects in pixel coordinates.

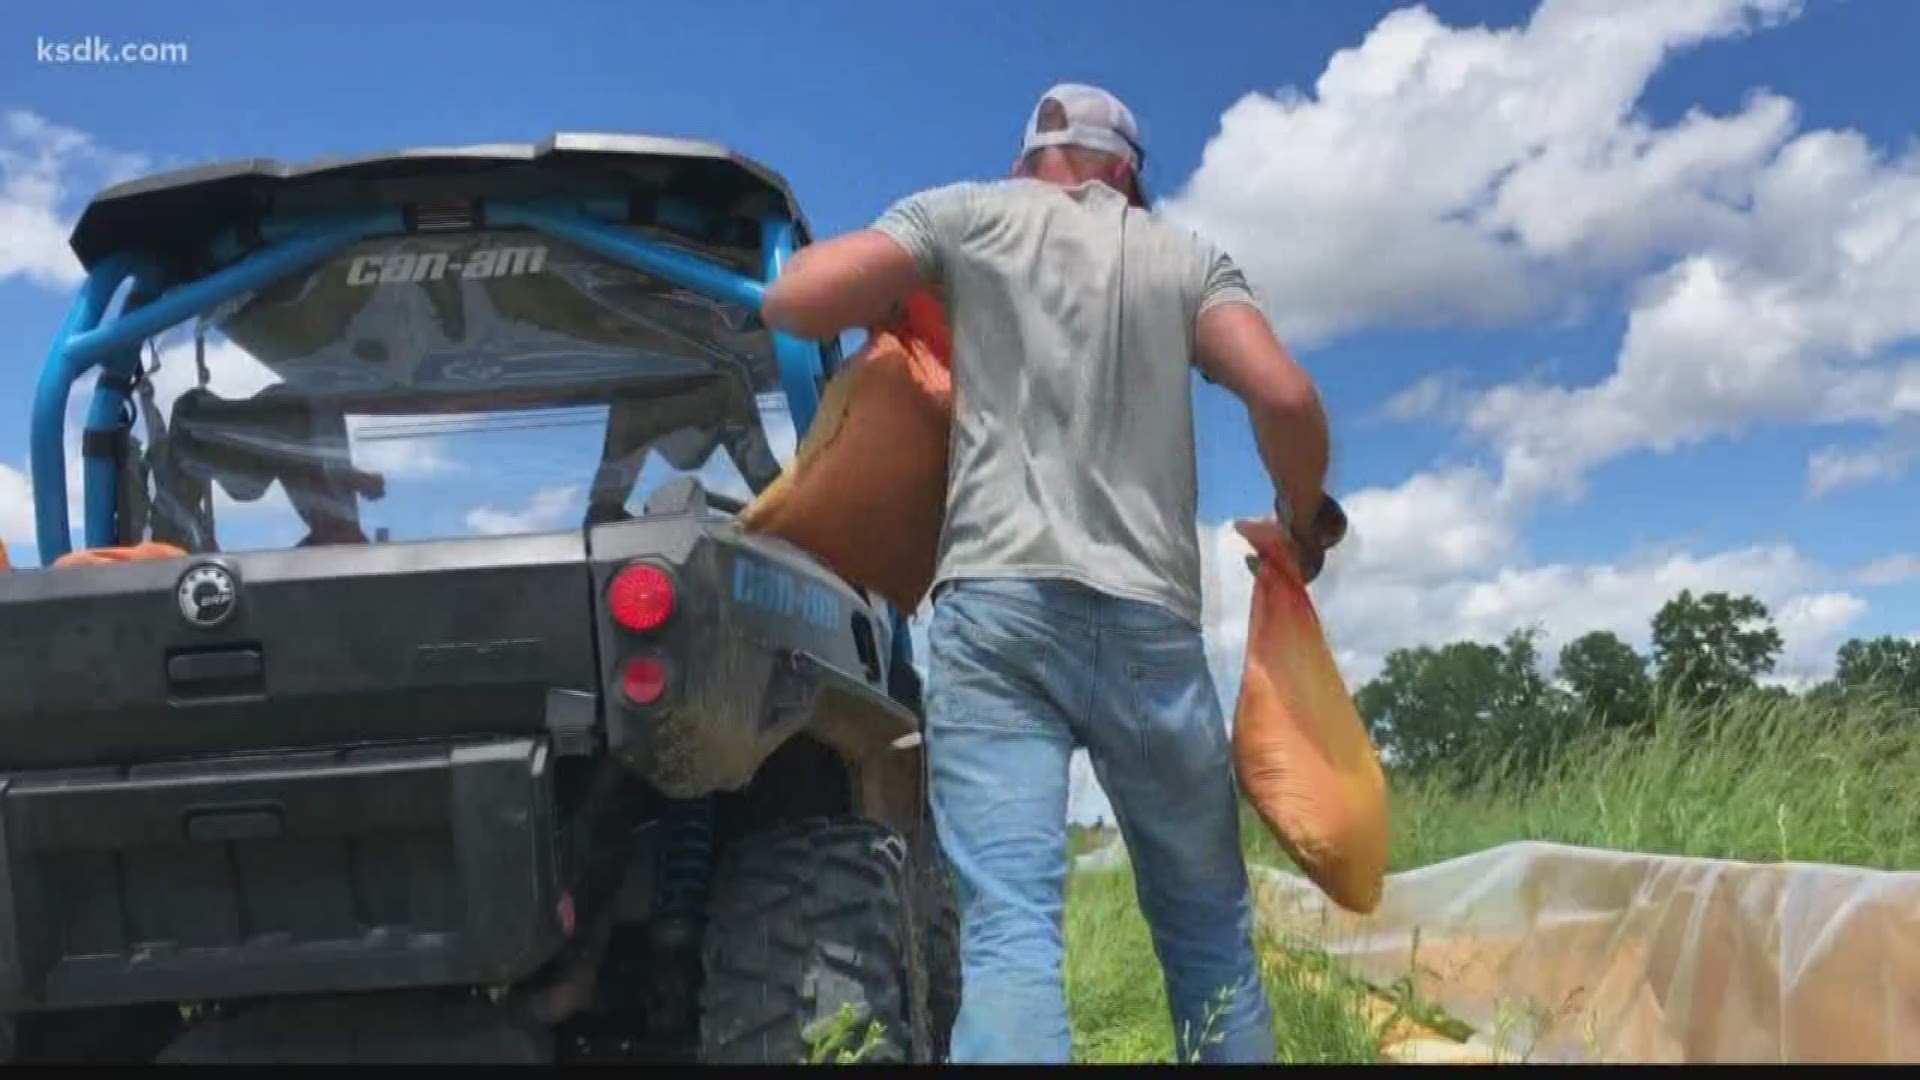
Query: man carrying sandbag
[{"left": 762, "top": 83, "right": 1331, "bottom": 1064}]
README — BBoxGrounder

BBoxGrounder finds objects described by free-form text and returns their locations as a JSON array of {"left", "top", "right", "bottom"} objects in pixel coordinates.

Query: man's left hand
[{"left": 1239, "top": 497, "right": 1346, "bottom": 584}]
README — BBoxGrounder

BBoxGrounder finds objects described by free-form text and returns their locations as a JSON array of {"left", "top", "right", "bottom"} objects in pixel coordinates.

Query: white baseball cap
[{"left": 1020, "top": 83, "right": 1145, "bottom": 170}]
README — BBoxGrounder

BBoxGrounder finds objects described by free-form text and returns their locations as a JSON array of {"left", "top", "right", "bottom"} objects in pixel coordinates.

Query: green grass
[
  {"left": 804, "top": 1002, "right": 888, "bottom": 1064},
  {"left": 1236, "top": 687, "right": 1920, "bottom": 875},
  {"left": 1066, "top": 688, "right": 1920, "bottom": 1062},
  {"left": 1064, "top": 866, "right": 1382, "bottom": 1064},
  {"left": 1383, "top": 687, "right": 1920, "bottom": 872}
]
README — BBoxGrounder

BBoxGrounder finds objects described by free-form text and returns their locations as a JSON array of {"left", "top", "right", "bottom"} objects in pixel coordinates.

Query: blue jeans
[{"left": 925, "top": 577, "right": 1274, "bottom": 1063}]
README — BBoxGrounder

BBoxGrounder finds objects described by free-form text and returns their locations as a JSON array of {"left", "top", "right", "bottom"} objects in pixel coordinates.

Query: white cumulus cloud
[
  {"left": 1163, "top": 0, "right": 1803, "bottom": 346},
  {"left": 1380, "top": 372, "right": 1464, "bottom": 422},
  {"left": 1204, "top": 510, "right": 1859, "bottom": 690},
  {"left": 1807, "top": 442, "right": 1911, "bottom": 497},
  {"left": 0, "top": 463, "right": 34, "bottom": 546},
  {"left": 0, "top": 110, "right": 148, "bottom": 289},
  {"left": 145, "top": 334, "right": 282, "bottom": 412},
  {"left": 465, "top": 484, "right": 582, "bottom": 537},
  {"left": 1332, "top": 467, "right": 1516, "bottom": 582},
  {"left": 1855, "top": 554, "right": 1920, "bottom": 588},
  {"left": 1450, "top": 47, "right": 1920, "bottom": 502},
  {"left": 347, "top": 433, "right": 457, "bottom": 480},
  {"left": 1806, "top": 423, "right": 1920, "bottom": 496},
  {"left": 1169, "top": 0, "right": 1920, "bottom": 509}
]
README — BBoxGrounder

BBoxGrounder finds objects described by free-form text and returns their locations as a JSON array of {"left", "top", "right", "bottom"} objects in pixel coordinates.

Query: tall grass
[
  {"left": 1385, "top": 687, "right": 1920, "bottom": 871},
  {"left": 1239, "top": 687, "right": 1920, "bottom": 873},
  {"left": 1070, "top": 689, "right": 1919, "bottom": 1062}
]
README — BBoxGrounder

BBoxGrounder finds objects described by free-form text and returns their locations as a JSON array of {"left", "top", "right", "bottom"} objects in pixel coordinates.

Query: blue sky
[{"left": 4, "top": 0, "right": 1920, "bottom": 722}]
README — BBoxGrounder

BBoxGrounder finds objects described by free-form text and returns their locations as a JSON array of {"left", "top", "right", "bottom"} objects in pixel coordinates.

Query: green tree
[
  {"left": 1558, "top": 631, "right": 1652, "bottom": 728},
  {"left": 1488, "top": 627, "right": 1580, "bottom": 774},
  {"left": 1356, "top": 641, "right": 1503, "bottom": 775},
  {"left": 1834, "top": 636, "right": 1920, "bottom": 701},
  {"left": 1650, "top": 590, "right": 1783, "bottom": 706},
  {"left": 1356, "top": 628, "right": 1575, "bottom": 778}
]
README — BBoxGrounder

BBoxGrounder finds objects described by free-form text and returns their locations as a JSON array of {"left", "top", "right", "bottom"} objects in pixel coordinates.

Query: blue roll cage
[{"left": 28, "top": 197, "right": 910, "bottom": 664}]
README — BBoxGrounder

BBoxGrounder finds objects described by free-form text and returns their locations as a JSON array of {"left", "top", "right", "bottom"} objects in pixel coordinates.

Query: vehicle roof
[{"left": 68, "top": 132, "right": 811, "bottom": 272}]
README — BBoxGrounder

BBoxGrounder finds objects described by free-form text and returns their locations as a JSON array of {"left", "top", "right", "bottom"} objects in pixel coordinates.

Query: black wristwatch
[
  {"left": 1275, "top": 492, "right": 1316, "bottom": 552},
  {"left": 1274, "top": 493, "right": 1348, "bottom": 586},
  {"left": 1281, "top": 493, "right": 1349, "bottom": 548}
]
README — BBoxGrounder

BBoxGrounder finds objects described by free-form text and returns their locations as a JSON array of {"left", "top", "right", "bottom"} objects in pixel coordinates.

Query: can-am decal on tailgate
[
  {"left": 732, "top": 553, "right": 840, "bottom": 632},
  {"left": 347, "top": 245, "right": 548, "bottom": 286}
]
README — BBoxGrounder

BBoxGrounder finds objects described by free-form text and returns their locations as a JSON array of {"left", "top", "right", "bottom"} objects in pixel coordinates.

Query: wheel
[
  {"left": 698, "top": 817, "right": 929, "bottom": 1063},
  {"left": 913, "top": 830, "right": 961, "bottom": 1062}
]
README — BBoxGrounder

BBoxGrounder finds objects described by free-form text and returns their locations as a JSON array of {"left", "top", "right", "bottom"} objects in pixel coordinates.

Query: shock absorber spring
[
  {"left": 647, "top": 795, "right": 716, "bottom": 1038},
  {"left": 651, "top": 795, "right": 715, "bottom": 948}
]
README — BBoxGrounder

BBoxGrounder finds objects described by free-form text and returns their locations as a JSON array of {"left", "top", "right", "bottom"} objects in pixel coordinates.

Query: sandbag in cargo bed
[
  {"left": 0, "top": 540, "right": 188, "bottom": 571},
  {"left": 740, "top": 290, "right": 952, "bottom": 612}
]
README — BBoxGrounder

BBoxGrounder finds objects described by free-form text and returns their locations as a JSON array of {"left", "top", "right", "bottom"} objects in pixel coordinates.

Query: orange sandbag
[
  {"left": 52, "top": 541, "right": 189, "bottom": 568},
  {"left": 1233, "top": 518, "right": 1389, "bottom": 914},
  {"left": 740, "top": 290, "right": 952, "bottom": 611}
]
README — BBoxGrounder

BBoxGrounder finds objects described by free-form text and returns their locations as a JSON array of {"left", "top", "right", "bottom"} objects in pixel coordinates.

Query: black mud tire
[
  {"left": 913, "top": 830, "right": 961, "bottom": 1062},
  {"left": 698, "top": 817, "right": 928, "bottom": 1063}
]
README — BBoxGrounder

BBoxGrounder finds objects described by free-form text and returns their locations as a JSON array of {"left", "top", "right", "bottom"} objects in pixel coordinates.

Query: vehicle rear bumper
[{"left": 0, "top": 737, "right": 567, "bottom": 1012}]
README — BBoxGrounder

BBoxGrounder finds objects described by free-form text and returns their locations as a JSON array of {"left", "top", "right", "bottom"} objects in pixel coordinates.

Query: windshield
[{"left": 135, "top": 228, "right": 796, "bottom": 553}]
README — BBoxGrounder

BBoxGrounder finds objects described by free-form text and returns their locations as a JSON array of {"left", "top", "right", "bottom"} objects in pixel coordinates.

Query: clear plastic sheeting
[{"left": 1251, "top": 843, "right": 1920, "bottom": 1063}]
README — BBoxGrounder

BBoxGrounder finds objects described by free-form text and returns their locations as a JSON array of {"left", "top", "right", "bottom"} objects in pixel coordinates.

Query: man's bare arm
[
  {"left": 761, "top": 230, "right": 923, "bottom": 340},
  {"left": 1196, "top": 301, "right": 1329, "bottom": 538}
]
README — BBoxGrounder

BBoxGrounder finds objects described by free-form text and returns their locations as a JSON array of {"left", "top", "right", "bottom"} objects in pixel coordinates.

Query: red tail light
[
  {"left": 608, "top": 563, "right": 675, "bottom": 632},
  {"left": 622, "top": 656, "right": 669, "bottom": 705}
]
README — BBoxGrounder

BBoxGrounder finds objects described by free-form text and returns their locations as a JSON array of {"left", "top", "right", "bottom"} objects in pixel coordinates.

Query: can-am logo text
[
  {"left": 732, "top": 555, "right": 840, "bottom": 632},
  {"left": 347, "top": 245, "right": 549, "bottom": 286}
]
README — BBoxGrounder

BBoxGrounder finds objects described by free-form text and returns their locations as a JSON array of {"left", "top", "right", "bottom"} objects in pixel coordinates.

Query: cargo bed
[{"left": 0, "top": 737, "right": 565, "bottom": 1010}]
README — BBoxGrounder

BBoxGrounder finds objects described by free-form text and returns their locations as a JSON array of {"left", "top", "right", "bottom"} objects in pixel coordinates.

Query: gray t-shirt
[{"left": 872, "top": 178, "right": 1254, "bottom": 625}]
